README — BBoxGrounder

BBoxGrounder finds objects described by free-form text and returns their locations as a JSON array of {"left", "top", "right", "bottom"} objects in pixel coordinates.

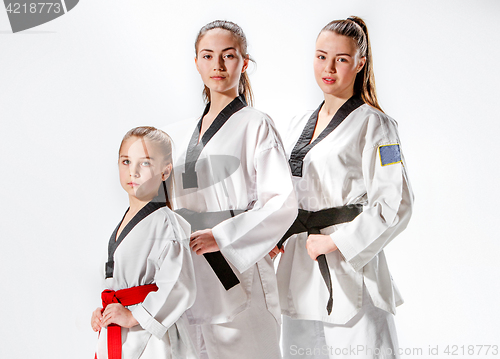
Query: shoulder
[
  {"left": 144, "top": 205, "right": 186, "bottom": 235},
  {"left": 236, "top": 106, "right": 284, "bottom": 151},
  {"left": 142, "top": 206, "right": 191, "bottom": 247},
  {"left": 156, "top": 206, "right": 191, "bottom": 245},
  {"left": 355, "top": 104, "right": 398, "bottom": 130},
  {"left": 236, "top": 106, "right": 275, "bottom": 127},
  {"left": 145, "top": 205, "right": 173, "bottom": 229},
  {"left": 354, "top": 104, "right": 401, "bottom": 147}
]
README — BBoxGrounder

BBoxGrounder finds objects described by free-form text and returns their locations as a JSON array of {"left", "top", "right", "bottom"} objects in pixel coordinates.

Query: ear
[
  {"left": 357, "top": 56, "right": 366, "bottom": 73},
  {"left": 241, "top": 56, "right": 249, "bottom": 73},
  {"left": 195, "top": 56, "right": 200, "bottom": 74},
  {"left": 162, "top": 163, "right": 173, "bottom": 181}
]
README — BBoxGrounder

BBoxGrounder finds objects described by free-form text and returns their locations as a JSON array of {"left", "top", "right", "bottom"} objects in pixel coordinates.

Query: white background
[{"left": 1, "top": 0, "right": 499, "bottom": 358}]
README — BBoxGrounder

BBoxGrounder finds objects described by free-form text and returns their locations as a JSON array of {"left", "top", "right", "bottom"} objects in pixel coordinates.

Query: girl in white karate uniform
[
  {"left": 170, "top": 20, "right": 296, "bottom": 359},
  {"left": 91, "top": 127, "right": 197, "bottom": 359},
  {"left": 276, "top": 17, "right": 414, "bottom": 359}
]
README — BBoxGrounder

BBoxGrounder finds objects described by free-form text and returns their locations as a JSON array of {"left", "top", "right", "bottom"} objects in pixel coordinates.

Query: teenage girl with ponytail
[
  {"left": 275, "top": 17, "right": 414, "bottom": 358},
  {"left": 170, "top": 20, "right": 296, "bottom": 359}
]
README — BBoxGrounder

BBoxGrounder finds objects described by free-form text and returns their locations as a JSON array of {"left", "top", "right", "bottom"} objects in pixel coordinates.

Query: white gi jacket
[
  {"left": 96, "top": 203, "right": 197, "bottom": 359},
  {"left": 170, "top": 97, "right": 297, "bottom": 325},
  {"left": 277, "top": 101, "right": 414, "bottom": 324}
]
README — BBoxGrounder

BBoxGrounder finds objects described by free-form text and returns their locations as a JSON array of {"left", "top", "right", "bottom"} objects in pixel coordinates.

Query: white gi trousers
[
  {"left": 188, "top": 269, "right": 281, "bottom": 359},
  {"left": 282, "top": 285, "right": 399, "bottom": 359}
]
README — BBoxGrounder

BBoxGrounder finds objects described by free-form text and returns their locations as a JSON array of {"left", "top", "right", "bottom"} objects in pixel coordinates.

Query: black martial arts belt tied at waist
[
  {"left": 277, "top": 204, "right": 363, "bottom": 315},
  {"left": 175, "top": 208, "right": 244, "bottom": 291}
]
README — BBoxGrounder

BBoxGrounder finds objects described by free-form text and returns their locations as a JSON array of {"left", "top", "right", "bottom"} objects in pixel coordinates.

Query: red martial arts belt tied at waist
[{"left": 95, "top": 283, "right": 158, "bottom": 359}]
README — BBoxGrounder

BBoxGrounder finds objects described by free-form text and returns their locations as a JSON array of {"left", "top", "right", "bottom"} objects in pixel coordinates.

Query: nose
[
  {"left": 215, "top": 55, "right": 225, "bottom": 71},
  {"left": 130, "top": 163, "right": 140, "bottom": 178},
  {"left": 325, "top": 59, "right": 336, "bottom": 73}
]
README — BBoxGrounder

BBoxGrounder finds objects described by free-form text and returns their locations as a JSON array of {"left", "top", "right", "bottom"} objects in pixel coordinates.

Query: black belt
[
  {"left": 175, "top": 208, "right": 244, "bottom": 291},
  {"left": 278, "top": 204, "right": 363, "bottom": 315}
]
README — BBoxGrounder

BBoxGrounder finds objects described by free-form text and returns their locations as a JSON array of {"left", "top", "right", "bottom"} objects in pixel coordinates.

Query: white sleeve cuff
[
  {"left": 331, "top": 234, "right": 364, "bottom": 272},
  {"left": 212, "top": 223, "right": 254, "bottom": 273},
  {"left": 131, "top": 303, "right": 168, "bottom": 340}
]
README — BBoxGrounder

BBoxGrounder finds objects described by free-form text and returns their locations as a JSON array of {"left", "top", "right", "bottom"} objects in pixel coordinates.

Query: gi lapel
[
  {"left": 182, "top": 95, "right": 247, "bottom": 189},
  {"left": 106, "top": 201, "right": 166, "bottom": 278},
  {"left": 289, "top": 96, "right": 364, "bottom": 177}
]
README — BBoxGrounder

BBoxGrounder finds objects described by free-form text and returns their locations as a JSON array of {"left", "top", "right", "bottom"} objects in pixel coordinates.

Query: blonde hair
[
  {"left": 119, "top": 126, "right": 174, "bottom": 209},
  {"left": 320, "top": 16, "right": 383, "bottom": 112},
  {"left": 195, "top": 20, "right": 254, "bottom": 106}
]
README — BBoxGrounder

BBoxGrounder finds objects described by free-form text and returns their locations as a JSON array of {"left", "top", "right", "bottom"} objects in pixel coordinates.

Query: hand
[
  {"left": 269, "top": 246, "right": 284, "bottom": 259},
  {"left": 190, "top": 229, "right": 219, "bottom": 255},
  {"left": 91, "top": 307, "right": 103, "bottom": 332},
  {"left": 306, "top": 234, "right": 337, "bottom": 261},
  {"left": 101, "top": 303, "right": 139, "bottom": 329}
]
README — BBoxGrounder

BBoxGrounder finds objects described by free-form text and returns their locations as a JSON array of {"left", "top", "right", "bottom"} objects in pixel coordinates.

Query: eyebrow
[
  {"left": 200, "top": 47, "right": 237, "bottom": 53},
  {"left": 316, "top": 49, "right": 353, "bottom": 57},
  {"left": 119, "top": 155, "right": 154, "bottom": 159}
]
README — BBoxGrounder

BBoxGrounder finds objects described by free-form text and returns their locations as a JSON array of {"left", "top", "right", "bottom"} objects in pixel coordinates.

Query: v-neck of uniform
[
  {"left": 181, "top": 95, "right": 247, "bottom": 189},
  {"left": 288, "top": 96, "right": 365, "bottom": 177},
  {"left": 105, "top": 201, "right": 166, "bottom": 278}
]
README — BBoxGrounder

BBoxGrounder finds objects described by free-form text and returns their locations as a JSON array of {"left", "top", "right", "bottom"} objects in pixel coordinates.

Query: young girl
[
  {"left": 170, "top": 20, "right": 296, "bottom": 359},
  {"left": 91, "top": 127, "right": 197, "bottom": 359},
  {"left": 276, "top": 17, "right": 414, "bottom": 358}
]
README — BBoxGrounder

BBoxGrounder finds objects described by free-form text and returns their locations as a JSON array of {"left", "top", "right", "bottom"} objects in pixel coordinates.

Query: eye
[
  {"left": 337, "top": 57, "right": 348, "bottom": 63},
  {"left": 317, "top": 55, "right": 326, "bottom": 60},
  {"left": 122, "top": 159, "right": 130, "bottom": 165},
  {"left": 202, "top": 54, "right": 212, "bottom": 60},
  {"left": 224, "top": 53, "right": 235, "bottom": 59},
  {"left": 141, "top": 161, "right": 151, "bottom": 167}
]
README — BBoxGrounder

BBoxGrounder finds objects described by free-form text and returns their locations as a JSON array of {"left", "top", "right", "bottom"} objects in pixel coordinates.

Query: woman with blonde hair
[{"left": 276, "top": 17, "right": 414, "bottom": 359}]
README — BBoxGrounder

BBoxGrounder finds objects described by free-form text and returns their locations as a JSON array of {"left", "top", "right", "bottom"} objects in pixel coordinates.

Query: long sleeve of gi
[
  {"left": 130, "top": 214, "right": 196, "bottom": 339},
  {"left": 211, "top": 118, "right": 297, "bottom": 273},
  {"left": 332, "top": 112, "right": 414, "bottom": 272}
]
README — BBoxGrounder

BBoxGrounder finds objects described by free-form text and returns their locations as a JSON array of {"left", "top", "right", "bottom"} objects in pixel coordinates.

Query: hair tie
[
  {"left": 347, "top": 17, "right": 360, "bottom": 26},
  {"left": 347, "top": 17, "right": 367, "bottom": 34}
]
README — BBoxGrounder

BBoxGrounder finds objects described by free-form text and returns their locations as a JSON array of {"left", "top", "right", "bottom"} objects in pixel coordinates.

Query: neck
[
  {"left": 322, "top": 92, "right": 353, "bottom": 117},
  {"left": 207, "top": 91, "right": 239, "bottom": 117},
  {"left": 128, "top": 195, "right": 151, "bottom": 214}
]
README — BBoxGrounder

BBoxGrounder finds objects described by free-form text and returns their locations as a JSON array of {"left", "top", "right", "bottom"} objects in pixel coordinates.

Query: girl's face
[
  {"left": 118, "top": 137, "right": 171, "bottom": 203},
  {"left": 313, "top": 31, "right": 366, "bottom": 99},
  {"left": 195, "top": 29, "right": 249, "bottom": 99}
]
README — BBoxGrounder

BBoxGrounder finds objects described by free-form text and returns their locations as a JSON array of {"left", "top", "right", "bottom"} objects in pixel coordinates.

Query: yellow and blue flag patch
[{"left": 379, "top": 144, "right": 401, "bottom": 166}]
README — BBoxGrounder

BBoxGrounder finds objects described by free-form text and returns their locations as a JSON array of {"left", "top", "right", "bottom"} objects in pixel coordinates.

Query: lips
[
  {"left": 128, "top": 182, "right": 140, "bottom": 187},
  {"left": 322, "top": 77, "right": 336, "bottom": 84},
  {"left": 211, "top": 76, "right": 226, "bottom": 80}
]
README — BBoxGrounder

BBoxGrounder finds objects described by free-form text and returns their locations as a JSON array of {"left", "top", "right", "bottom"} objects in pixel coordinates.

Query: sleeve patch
[{"left": 379, "top": 144, "right": 401, "bottom": 166}]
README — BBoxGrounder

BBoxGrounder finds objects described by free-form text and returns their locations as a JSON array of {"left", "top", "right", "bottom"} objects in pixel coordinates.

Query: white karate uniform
[
  {"left": 169, "top": 102, "right": 297, "bottom": 359},
  {"left": 96, "top": 204, "right": 197, "bottom": 359},
  {"left": 277, "top": 102, "right": 414, "bottom": 358}
]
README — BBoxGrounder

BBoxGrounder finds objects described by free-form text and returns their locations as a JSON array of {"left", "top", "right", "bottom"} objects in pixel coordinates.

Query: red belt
[{"left": 95, "top": 283, "right": 158, "bottom": 359}]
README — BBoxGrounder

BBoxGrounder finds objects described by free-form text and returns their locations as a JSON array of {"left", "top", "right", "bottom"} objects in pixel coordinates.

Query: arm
[
  {"left": 131, "top": 215, "right": 196, "bottom": 339},
  {"left": 212, "top": 122, "right": 298, "bottom": 273},
  {"left": 332, "top": 115, "right": 414, "bottom": 272}
]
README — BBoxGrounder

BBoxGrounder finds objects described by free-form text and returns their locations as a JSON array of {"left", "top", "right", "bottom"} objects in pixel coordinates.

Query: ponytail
[{"left": 321, "top": 16, "right": 383, "bottom": 112}]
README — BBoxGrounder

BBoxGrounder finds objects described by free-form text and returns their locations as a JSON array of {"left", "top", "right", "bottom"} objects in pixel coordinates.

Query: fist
[{"left": 306, "top": 234, "right": 337, "bottom": 261}]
